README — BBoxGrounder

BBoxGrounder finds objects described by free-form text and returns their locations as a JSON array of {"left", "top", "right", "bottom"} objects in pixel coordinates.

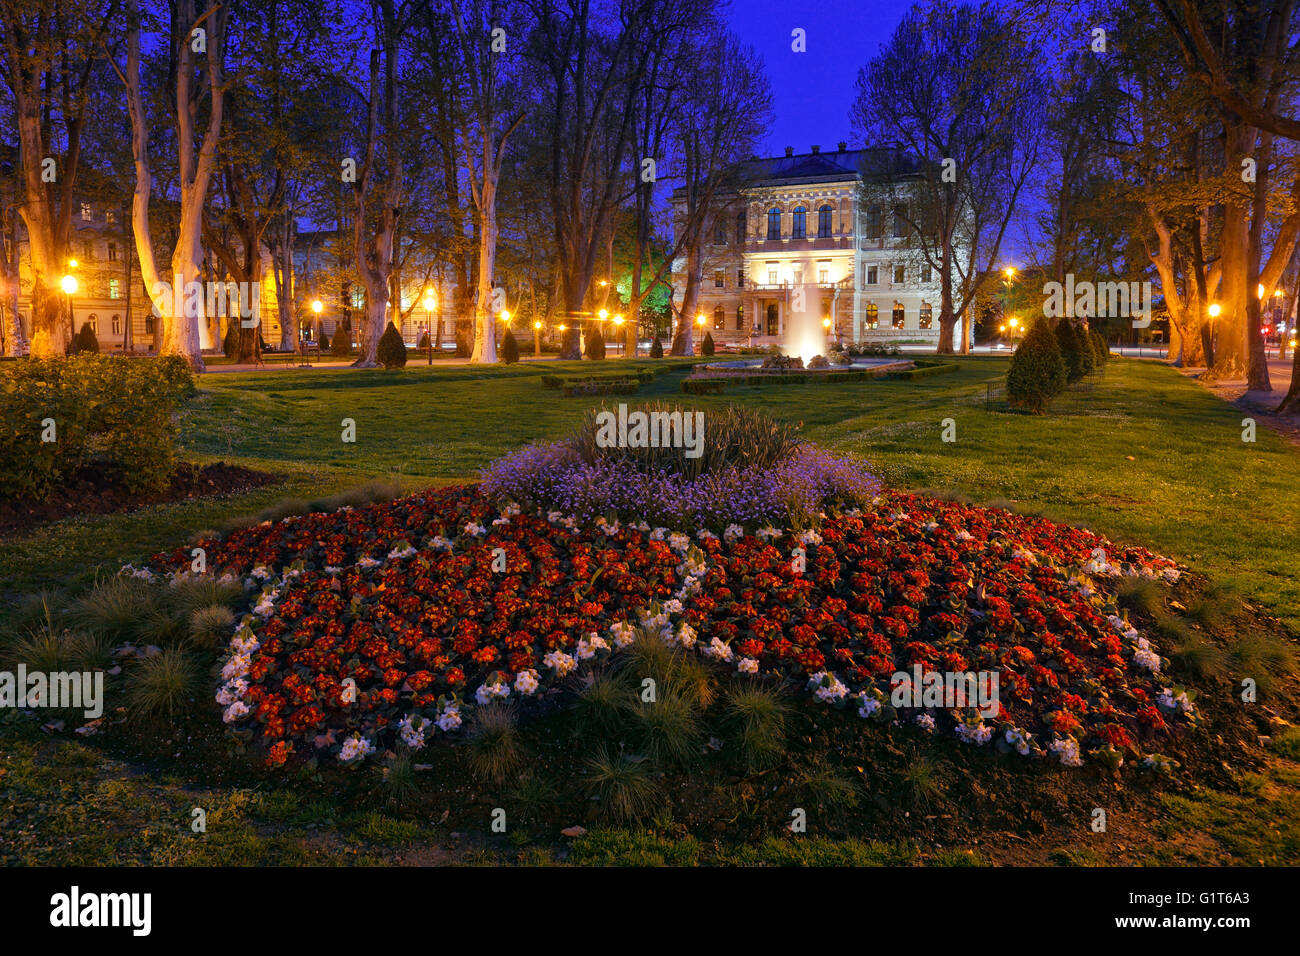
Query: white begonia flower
[
  {"left": 543, "top": 650, "right": 577, "bottom": 677},
  {"left": 436, "top": 706, "right": 462, "bottom": 732},
  {"left": 723, "top": 523, "right": 745, "bottom": 543},
  {"left": 475, "top": 679, "right": 511, "bottom": 705},
  {"left": 1049, "top": 737, "right": 1083, "bottom": 767},
  {"left": 857, "top": 695, "right": 880, "bottom": 719},
  {"left": 915, "top": 713, "right": 936, "bottom": 732},
  {"left": 222, "top": 700, "right": 250, "bottom": 723},
  {"left": 221, "top": 654, "right": 251, "bottom": 682},
  {"left": 609, "top": 621, "right": 637, "bottom": 649},
  {"left": 737, "top": 657, "right": 759, "bottom": 675},
  {"left": 514, "top": 669, "right": 540, "bottom": 696},
  {"left": 339, "top": 735, "right": 376, "bottom": 763}
]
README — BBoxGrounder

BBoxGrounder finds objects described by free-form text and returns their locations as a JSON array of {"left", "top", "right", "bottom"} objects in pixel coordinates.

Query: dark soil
[{"left": 0, "top": 462, "right": 280, "bottom": 539}]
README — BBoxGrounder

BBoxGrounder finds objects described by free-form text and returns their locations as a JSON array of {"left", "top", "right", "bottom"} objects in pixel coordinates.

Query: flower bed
[{"left": 140, "top": 483, "right": 1193, "bottom": 773}]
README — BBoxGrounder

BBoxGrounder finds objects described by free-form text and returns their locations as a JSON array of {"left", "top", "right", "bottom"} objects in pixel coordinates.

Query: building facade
[{"left": 671, "top": 143, "right": 964, "bottom": 349}]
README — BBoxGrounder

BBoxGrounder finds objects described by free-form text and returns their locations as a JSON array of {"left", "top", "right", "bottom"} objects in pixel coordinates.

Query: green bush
[
  {"left": 1053, "top": 318, "right": 1085, "bottom": 383},
  {"left": 650, "top": 336, "right": 664, "bottom": 358},
  {"left": 1006, "top": 317, "right": 1066, "bottom": 414},
  {"left": 329, "top": 323, "right": 351, "bottom": 357},
  {"left": 416, "top": 331, "right": 430, "bottom": 350},
  {"left": 0, "top": 355, "right": 194, "bottom": 501},
  {"left": 377, "top": 322, "right": 407, "bottom": 369},
  {"left": 585, "top": 324, "right": 606, "bottom": 360},
  {"left": 72, "top": 323, "right": 99, "bottom": 355},
  {"left": 561, "top": 378, "right": 639, "bottom": 397},
  {"left": 1090, "top": 329, "right": 1109, "bottom": 366},
  {"left": 500, "top": 328, "right": 520, "bottom": 364},
  {"left": 222, "top": 322, "right": 240, "bottom": 359},
  {"left": 700, "top": 331, "right": 715, "bottom": 356}
]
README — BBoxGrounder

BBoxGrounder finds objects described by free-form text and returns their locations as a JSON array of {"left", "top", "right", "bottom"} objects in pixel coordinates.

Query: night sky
[{"left": 728, "top": 0, "right": 911, "bottom": 157}]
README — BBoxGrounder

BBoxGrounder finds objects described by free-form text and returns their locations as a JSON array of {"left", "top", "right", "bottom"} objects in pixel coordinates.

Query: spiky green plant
[
  {"left": 1117, "top": 578, "right": 1163, "bottom": 618},
  {"left": 124, "top": 648, "right": 203, "bottom": 724},
  {"left": 583, "top": 747, "right": 662, "bottom": 823},
  {"left": 187, "top": 605, "right": 236, "bottom": 651},
  {"left": 897, "top": 757, "right": 943, "bottom": 811},
  {"left": 465, "top": 703, "right": 525, "bottom": 785},
  {"left": 724, "top": 683, "right": 792, "bottom": 772},
  {"left": 573, "top": 669, "right": 634, "bottom": 737},
  {"left": 631, "top": 687, "right": 701, "bottom": 766},
  {"left": 66, "top": 577, "right": 159, "bottom": 641}
]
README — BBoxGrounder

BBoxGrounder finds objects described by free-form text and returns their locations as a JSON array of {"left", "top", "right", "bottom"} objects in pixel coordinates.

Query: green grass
[{"left": 4, "top": 353, "right": 1300, "bottom": 866}]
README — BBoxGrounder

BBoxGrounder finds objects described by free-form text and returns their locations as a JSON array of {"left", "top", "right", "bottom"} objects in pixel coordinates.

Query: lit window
[
  {"left": 109, "top": 279, "right": 120, "bottom": 300},
  {"left": 767, "top": 264, "right": 779, "bottom": 285},
  {"left": 714, "top": 270, "right": 725, "bottom": 288},
  {"left": 713, "top": 306, "right": 725, "bottom": 330},
  {"left": 817, "top": 205, "right": 833, "bottom": 238},
  {"left": 864, "top": 303, "right": 879, "bottom": 330},
  {"left": 892, "top": 303, "right": 905, "bottom": 329},
  {"left": 792, "top": 206, "right": 807, "bottom": 239},
  {"left": 767, "top": 207, "right": 781, "bottom": 240},
  {"left": 735, "top": 305, "right": 744, "bottom": 331},
  {"left": 919, "top": 302, "right": 932, "bottom": 329},
  {"left": 80, "top": 203, "right": 92, "bottom": 221},
  {"left": 921, "top": 263, "right": 932, "bottom": 283},
  {"left": 818, "top": 267, "right": 829, "bottom": 285}
]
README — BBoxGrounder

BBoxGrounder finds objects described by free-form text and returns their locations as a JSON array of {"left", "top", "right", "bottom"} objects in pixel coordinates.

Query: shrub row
[
  {"left": 543, "top": 369, "right": 657, "bottom": 389},
  {"left": 680, "top": 366, "right": 897, "bottom": 392},
  {"left": 886, "top": 361, "right": 960, "bottom": 380},
  {"left": 561, "top": 379, "right": 642, "bottom": 397},
  {"left": 0, "top": 355, "right": 195, "bottom": 501},
  {"left": 1007, "top": 318, "right": 1109, "bottom": 414}
]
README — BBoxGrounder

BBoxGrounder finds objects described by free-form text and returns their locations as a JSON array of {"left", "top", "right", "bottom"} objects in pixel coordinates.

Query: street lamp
[
  {"left": 1003, "top": 266, "right": 1017, "bottom": 279},
  {"left": 309, "top": 299, "right": 323, "bottom": 363},
  {"left": 61, "top": 273, "right": 78, "bottom": 345},
  {"left": 533, "top": 319, "right": 542, "bottom": 357},
  {"left": 424, "top": 289, "right": 436, "bottom": 364}
]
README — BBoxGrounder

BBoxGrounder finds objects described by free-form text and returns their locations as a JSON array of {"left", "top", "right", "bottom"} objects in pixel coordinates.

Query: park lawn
[{"left": 3, "top": 352, "right": 1300, "bottom": 867}]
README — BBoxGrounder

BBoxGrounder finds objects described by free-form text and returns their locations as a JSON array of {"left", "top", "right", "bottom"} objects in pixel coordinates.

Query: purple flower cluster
[{"left": 479, "top": 440, "right": 880, "bottom": 530}]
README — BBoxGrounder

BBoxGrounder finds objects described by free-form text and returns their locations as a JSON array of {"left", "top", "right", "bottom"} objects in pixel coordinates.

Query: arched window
[
  {"left": 736, "top": 212, "right": 747, "bottom": 243},
  {"left": 919, "top": 303, "right": 933, "bottom": 329},
  {"left": 817, "top": 205, "right": 833, "bottom": 238},
  {"left": 715, "top": 219, "right": 727, "bottom": 244},
  {"left": 144, "top": 314, "right": 155, "bottom": 334},
  {"left": 864, "top": 303, "right": 879, "bottom": 330},
  {"left": 713, "top": 305, "right": 725, "bottom": 330},
  {"left": 87, "top": 313, "right": 98, "bottom": 333},
  {"left": 735, "top": 304, "right": 745, "bottom": 331},
  {"left": 892, "top": 303, "right": 905, "bottom": 329},
  {"left": 791, "top": 206, "right": 807, "bottom": 239},
  {"left": 111, "top": 314, "right": 121, "bottom": 335},
  {"left": 766, "top": 207, "right": 781, "bottom": 240}
]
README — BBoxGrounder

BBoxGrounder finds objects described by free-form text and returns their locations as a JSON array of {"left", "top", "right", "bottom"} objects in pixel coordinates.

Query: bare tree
[{"left": 852, "top": 0, "right": 1046, "bottom": 355}]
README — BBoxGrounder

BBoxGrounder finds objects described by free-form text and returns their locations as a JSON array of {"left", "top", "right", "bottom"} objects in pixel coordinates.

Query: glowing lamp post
[
  {"left": 613, "top": 314, "right": 624, "bottom": 355},
  {"left": 533, "top": 320, "right": 542, "bottom": 357},
  {"left": 308, "top": 299, "right": 323, "bottom": 363},
  {"left": 61, "top": 273, "right": 78, "bottom": 342},
  {"left": 424, "top": 290, "right": 436, "bottom": 364}
]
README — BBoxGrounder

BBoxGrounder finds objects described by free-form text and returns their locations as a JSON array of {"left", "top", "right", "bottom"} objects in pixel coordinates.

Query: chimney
[
  {"left": 784, "top": 146, "right": 793, "bottom": 157},
  {"left": 811, "top": 144, "right": 820, "bottom": 154},
  {"left": 837, "top": 141, "right": 847, "bottom": 152}
]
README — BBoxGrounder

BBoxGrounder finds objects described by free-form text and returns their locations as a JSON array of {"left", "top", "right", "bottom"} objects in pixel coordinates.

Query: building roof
[{"left": 673, "top": 145, "right": 925, "bottom": 200}]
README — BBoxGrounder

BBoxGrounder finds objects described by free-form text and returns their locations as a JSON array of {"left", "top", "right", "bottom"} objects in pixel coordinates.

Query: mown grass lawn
[{"left": 3, "top": 353, "right": 1299, "bottom": 867}]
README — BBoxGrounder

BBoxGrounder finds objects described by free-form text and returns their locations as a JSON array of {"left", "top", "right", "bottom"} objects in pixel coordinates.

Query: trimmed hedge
[
  {"left": 329, "top": 323, "right": 351, "bottom": 357},
  {"left": 542, "top": 369, "right": 656, "bottom": 389},
  {"left": 73, "top": 324, "right": 100, "bottom": 355},
  {"left": 561, "top": 378, "right": 640, "bottom": 397},
  {"left": 650, "top": 336, "right": 664, "bottom": 358},
  {"left": 501, "top": 328, "right": 520, "bottom": 364},
  {"left": 377, "top": 322, "right": 408, "bottom": 368},
  {"left": 680, "top": 362, "right": 939, "bottom": 392},
  {"left": 886, "top": 361, "right": 960, "bottom": 380},
  {"left": 0, "top": 355, "right": 195, "bottom": 501},
  {"left": 1007, "top": 317, "right": 1066, "bottom": 413}
]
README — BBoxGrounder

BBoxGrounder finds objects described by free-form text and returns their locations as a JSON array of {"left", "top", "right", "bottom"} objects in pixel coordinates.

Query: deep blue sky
[{"left": 728, "top": 0, "right": 910, "bottom": 157}]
